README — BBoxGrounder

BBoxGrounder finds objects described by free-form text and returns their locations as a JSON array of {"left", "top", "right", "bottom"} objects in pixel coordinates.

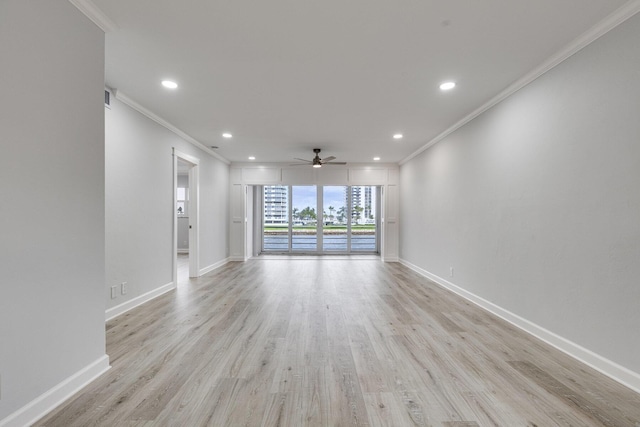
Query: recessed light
[
  {"left": 248, "top": 156, "right": 255, "bottom": 160},
  {"left": 393, "top": 134, "right": 403, "bottom": 140},
  {"left": 440, "top": 81, "right": 456, "bottom": 91},
  {"left": 373, "top": 157, "right": 381, "bottom": 161},
  {"left": 222, "top": 133, "right": 232, "bottom": 138},
  {"left": 161, "top": 80, "right": 178, "bottom": 89}
]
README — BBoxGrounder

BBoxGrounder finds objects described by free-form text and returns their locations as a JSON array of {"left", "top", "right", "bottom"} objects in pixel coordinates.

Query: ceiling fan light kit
[{"left": 291, "top": 148, "right": 347, "bottom": 167}]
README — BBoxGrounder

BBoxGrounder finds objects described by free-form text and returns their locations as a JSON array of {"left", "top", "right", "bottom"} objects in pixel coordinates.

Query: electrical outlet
[
  {"left": 121, "top": 282, "right": 127, "bottom": 295},
  {"left": 111, "top": 286, "right": 117, "bottom": 299},
  {"left": 450, "top": 267, "right": 454, "bottom": 277}
]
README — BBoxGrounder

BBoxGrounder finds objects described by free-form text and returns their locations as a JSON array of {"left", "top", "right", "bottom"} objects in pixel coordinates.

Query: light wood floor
[
  {"left": 37, "top": 258, "right": 640, "bottom": 426},
  {"left": 177, "top": 253, "right": 189, "bottom": 285}
]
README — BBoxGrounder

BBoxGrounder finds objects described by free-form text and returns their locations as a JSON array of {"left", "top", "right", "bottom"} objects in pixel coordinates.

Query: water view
[{"left": 264, "top": 234, "right": 377, "bottom": 252}]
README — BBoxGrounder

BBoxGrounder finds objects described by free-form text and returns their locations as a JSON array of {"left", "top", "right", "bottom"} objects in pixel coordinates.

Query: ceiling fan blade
[
  {"left": 293, "top": 158, "right": 312, "bottom": 163},
  {"left": 321, "top": 156, "right": 336, "bottom": 162},
  {"left": 289, "top": 163, "right": 311, "bottom": 166},
  {"left": 323, "top": 161, "right": 347, "bottom": 165}
]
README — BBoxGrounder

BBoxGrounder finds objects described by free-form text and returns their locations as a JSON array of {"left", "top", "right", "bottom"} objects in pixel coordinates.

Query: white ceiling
[{"left": 93, "top": 0, "right": 630, "bottom": 164}]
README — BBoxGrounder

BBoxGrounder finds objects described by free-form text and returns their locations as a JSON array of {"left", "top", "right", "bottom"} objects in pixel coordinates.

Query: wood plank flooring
[{"left": 37, "top": 257, "right": 640, "bottom": 426}]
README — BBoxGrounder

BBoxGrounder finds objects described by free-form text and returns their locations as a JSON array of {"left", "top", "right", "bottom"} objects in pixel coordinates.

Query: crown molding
[
  {"left": 400, "top": 0, "right": 640, "bottom": 165},
  {"left": 113, "top": 90, "right": 231, "bottom": 165},
  {"left": 68, "top": 0, "right": 119, "bottom": 33}
]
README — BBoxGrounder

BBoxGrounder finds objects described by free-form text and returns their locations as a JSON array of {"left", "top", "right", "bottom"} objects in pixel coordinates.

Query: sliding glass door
[
  {"left": 262, "top": 185, "right": 378, "bottom": 254},
  {"left": 263, "top": 185, "right": 289, "bottom": 251},
  {"left": 292, "top": 186, "right": 317, "bottom": 251},
  {"left": 349, "top": 186, "right": 377, "bottom": 252},
  {"left": 322, "top": 186, "right": 348, "bottom": 251}
]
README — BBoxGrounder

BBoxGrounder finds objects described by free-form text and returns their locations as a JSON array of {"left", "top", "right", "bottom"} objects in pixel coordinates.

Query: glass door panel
[
  {"left": 263, "top": 185, "right": 289, "bottom": 252},
  {"left": 323, "top": 186, "right": 348, "bottom": 251},
  {"left": 349, "top": 186, "right": 377, "bottom": 252},
  {"left": 261, "top": 185, "right": 379, "bottom": 254},
  {"left": 292, "top": 186, "right": 317, "bottom": 251}
]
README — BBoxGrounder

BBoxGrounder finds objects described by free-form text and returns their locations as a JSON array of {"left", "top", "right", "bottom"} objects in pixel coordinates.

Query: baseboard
[
  {"left": 105, "top": 281, "right": 175, "bottom": 321},
  {"left": 399, "top": 259, "right": 640, "bottom": 395},
  {"left": 177, "top": 249, "right": 189, "bottom": 254},
  {"left": 0, "top": 355, "right": 110, "bottom": 427},
  {"left": 229, "top": 255, "right": 246, "bottom": 262},
  {"left": 382, "top": 255, "right": 399, "bottom": 262},
  {"left": 199, "top": 257, "right": 230, "bottom": 276}
]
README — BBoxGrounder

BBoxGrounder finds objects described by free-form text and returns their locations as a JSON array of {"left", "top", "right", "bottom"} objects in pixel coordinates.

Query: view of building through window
[
  {"left": 263, "top": 185, "right": 288, "bottom": 225},
  {"left": 263, "top": 185, "right": 378, "bottom": 253}
]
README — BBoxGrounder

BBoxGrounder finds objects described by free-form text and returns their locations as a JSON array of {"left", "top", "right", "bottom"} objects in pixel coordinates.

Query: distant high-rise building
[
  {"left": 264, "top": 185, "right": 288, "bottom": 224},
  {"left": 349, "top": 186, "right": 366, "bottom": 224},
  {"left": 266, "top": 185, "right": 374, "bottom": 225},
  {"left": 364, "top": 186, "right": 373, "bottom": 220}
]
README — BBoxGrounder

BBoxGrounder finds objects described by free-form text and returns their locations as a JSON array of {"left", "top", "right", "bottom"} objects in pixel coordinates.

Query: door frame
[
  {"left": 173, "top": 148, "right": 200, "bottom": 285},
  {"left": 259, "top": 184, "right": 380, "bottom": 255}
]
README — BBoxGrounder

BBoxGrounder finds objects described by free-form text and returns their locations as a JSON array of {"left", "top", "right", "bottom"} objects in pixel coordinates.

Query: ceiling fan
[{"left": 291, "top": 148, "right": 347, "bottom": 168}]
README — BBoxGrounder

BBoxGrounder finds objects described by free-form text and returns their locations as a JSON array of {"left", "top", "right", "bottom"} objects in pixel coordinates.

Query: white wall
[
  {"left": 177, "top": 218, "right": 190, "bottom": 252},
  {"left": 400, "top": 12, "right": 640, "bottom": 388},
  {"left": 104, "top": 97, "right": 229, "bottom": 313},
  {"left": 105, "top": 95, "right": 229, "bottom": 312},
  {"left": 0, "top": 1, "right": 108, "bottom": 424},
  {"left": 177, "top": 174, "right": 189, "bottom": 188}
]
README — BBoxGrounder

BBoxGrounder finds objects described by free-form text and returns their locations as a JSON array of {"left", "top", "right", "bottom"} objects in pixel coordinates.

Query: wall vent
[{"left": 104, "top": 89, "right": 111, "bottom": 108}]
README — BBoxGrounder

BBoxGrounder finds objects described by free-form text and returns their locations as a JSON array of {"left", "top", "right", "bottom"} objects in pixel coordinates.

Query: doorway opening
[
  {"left": 173, "top": 149, "right": 199, "bottom": 286},
  {"left": 176, "top": 160, "right": 190, "bottom": 283}
]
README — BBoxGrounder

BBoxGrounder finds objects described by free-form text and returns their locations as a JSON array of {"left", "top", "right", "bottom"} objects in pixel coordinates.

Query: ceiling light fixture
[
  {"left": 440, "top": 81, "right": 456, "bottom": 91},
  {"left": 248, "top": 156, "right": 255, "bottom": 160},
  {"left": 373, "top": 157, "right": 381, "bottom": 161},
  {"left": 161, "top": 80, "right": 178, "bottom": 89},
  {"left": 393, "top": 134, "right": 403, "bottom": 140},
  {"left": 222, "top": 133, "right": 232, "bottom": 138}
]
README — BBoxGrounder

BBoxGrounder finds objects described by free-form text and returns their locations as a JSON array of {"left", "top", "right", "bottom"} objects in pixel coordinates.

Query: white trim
[
  {"left": 114, "top": 90, "right": 230, "bottom": 165},
  {"left": 229, "top": 256, "right": 246, "bottom": 262},
  {"left": 399, "top": 259, "right": 640, "bottom": 394},
  {"left": 173, "top": 151, "right": 179, "bottom": 287},
  {"left": 105, "top": 282, "right": 175, "bottom": 321},
  {"left": 199, "top": 258, "right": 231, "bottom": 276},
  {"left": 0, "top": 356, "right": 110, "bottom": 427},
  {"left": 188, "top": 164, "right": 200, "bottom": 277},
  {"left": 174, "top": 150, "right": 200, "bottom": 166},
  {"left": 68, "top": 0, "right": 118, "bottom": 33},
  {"left": 173, "top": 150, "right": 201, "bottom": 280},
  {"left": 400, "top": 0, "right": 640, "bottom": 165}
]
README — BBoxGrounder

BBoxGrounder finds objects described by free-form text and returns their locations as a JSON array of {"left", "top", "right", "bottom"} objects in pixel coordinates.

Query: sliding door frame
[{"left": 260, "top": 184, "right": 380, "bottom": 255}]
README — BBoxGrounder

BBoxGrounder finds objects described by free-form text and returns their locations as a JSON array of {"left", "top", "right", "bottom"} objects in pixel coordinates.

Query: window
[
  {"left": 263, "top": 185, "right": 289, "bottom": 251},
  {"left": 177, "top": 186, "right": 188, "bottom": 215},
  {"left": 262, "top": 185, "right": 379, "bottom": 254}
]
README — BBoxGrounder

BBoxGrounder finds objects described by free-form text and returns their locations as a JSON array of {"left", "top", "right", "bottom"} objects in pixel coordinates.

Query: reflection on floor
[{"left": 177, "top": 253, "right": 189, "bottom": 284}]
